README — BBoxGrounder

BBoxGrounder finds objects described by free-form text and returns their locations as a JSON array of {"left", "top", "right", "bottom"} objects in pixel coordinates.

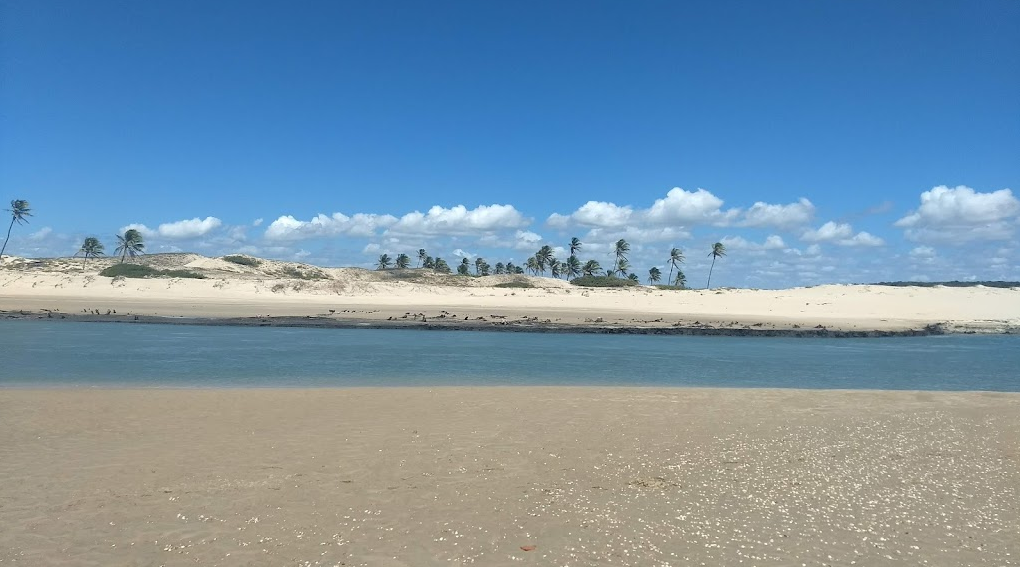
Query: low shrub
[
  {"left": 222, "top": 255, "right": 261, "bottom": 267},
  {"left": 99, "top": 264, "right": 206, "bottom": 279},
  {"left": 494, "top": 280, "right": 534, "bottom": 289},
  {"left": 570, "top": 276, "right": 638, "bottom": 288},
  {"left": 281, "top": 266, "right": 328, "bottom": 280},
  {"left": 654, "top": 284, "right": 688, "bottom": 290}
]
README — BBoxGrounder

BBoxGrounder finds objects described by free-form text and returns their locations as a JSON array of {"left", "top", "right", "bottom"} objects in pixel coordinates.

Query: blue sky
[{"left": 2, "top": 0, "right": 1018, "bottom": 286}]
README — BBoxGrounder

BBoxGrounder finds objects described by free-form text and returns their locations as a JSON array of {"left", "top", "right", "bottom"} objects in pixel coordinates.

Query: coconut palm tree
[
  {"left": 648, "top": 266, "right": 661, "bottom": 285},
  {"left": 582, "top": 259, "right": 601, "bottom": 277},
  {"left": 479, "top": 261, "right": 491, "bottom": 276},
  {"left": 613, "top": 239, "right": 630, "bottom": 274},
  {"left": 566, "top": 255, "right": 582, "bottom": 279},
  {"left": 377, "top": 254, "right": 392, "bottom": 270},
  {"left": 569, "top": 237, "right": 582, "bottom": 257},
  {"left": 615, "top": 257, "right": 631, "bottom": 278},
  {"left": 495, "top": 262, "right": 505, "bottom": 275},
  {"left": 395, "top": 253, "right": 410, "bottom": 269},
  {"left": 550, "top": 260, "right": 561, "bottom": 279},
  {"left": 457, "top": 257, "right": 470, "bottom": 275},
  {"left": 434, "top": 258, "right": 450, "bottom": 273},
  {"left": 526, "top": 256, "right": 539, "bottom": 275},
  {"left": 474, "top": 257, "right": 485, "bottom": 275},
  {"left": 0, "top": 199, "right": 32, "bottom": 262},
  {"left": 706, "top": 242, "right": 726, "bottom": 289},
  {"left": 628, "top": 273, "right": 639, "bottom": 283},
  {"left": 417, "top": 249, "right": 427, "bottom": 268},
  {"left": 535, "top": 245, "right": 554, "bottom": 275},
  {"left": 77, "top": 237, "right": 105, "bottom": 271},
  {"left": 667, "top": 247, "right": 684, "bottom": 286},
  {"left": 423, "top": 256, "right": 435, "bottom": 269},
  {"left": 115, "top": 229, "right": 145, "bottom": 263},
  {"left": 674, "top": 269, "right": 687, "bottom": 289}
]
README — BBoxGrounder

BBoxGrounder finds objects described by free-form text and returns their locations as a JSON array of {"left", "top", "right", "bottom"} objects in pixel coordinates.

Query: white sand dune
[{"left": 2, "top": 253, "right": 1018, "bottom": 332}]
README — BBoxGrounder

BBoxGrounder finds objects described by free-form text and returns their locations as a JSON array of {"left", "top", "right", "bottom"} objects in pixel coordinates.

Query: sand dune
[{"left": 1, "top": 253, "right": 1018, "bottom": 332}]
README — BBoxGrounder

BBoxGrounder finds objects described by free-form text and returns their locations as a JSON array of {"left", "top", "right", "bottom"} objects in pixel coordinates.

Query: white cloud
[
  {"left": 740, "top": 198, "right": 815, "bottom": 229},
  {"left": 28, "top": 227, "right": 53, "bottom": 240},
  {"left": 120, "top": 217, "right": 223, "bottom": 240},
  {"left": 548, "top": 187, "right": 737, "bottom": 229},
  {"left": 265, "top": 212, "right": 398, "bottom": 241},
  {"left": 452, "top": 248, "right": 474, "bottom": 258},
  {"left": 157, "top": 217, "right": 223, "bottom": 239},
  {"left": 362, "top": 243, "right": 381, "bottom": 254},
  {"left": 895, "top": 185, "right": 1019, "bottom": 242},
  {"left": 840, "top": 231, "right": 884, "bottom": 247},
  {"left": 253, "top": 218, "right": 264, "bottom": 227},
  {"left": 910, "top": 246, "right": 936, "bottom": 258},
  {"left": 719, "top": 234, "right": 787, "bottom": 251},
  {"left": 387, "top": 204, "right": 529, "bottom": 236},
  {"left": 801, "top": 221, "right": 854, "bottom": 242}
]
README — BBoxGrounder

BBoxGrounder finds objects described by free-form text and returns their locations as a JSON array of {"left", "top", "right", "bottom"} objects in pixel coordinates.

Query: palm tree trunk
[
  {"left": 0, "top": 217, "right": 14, "bottom": 262},
  {"left": 667, "top": 264, "right": 674, "bottom": 286},
  {"left": 707, "top": 257, "right": 716, "bottom": 289}
]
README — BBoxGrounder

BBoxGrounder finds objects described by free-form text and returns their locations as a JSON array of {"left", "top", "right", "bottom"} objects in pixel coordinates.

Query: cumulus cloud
[
  {"left": 910, "top": 246, "right": 936, "bottom": 258},
  {"left": 386, "top": 204, "right": 529, "bottom": 236},
  {"left": 253, "top": 218, "right": 264, "bottom": 227},
  {"left": 548, "top": 188, "right": 817, "bottom": 232},
  {"left": 120, "top": 217, "right": 223, "bottom": 240},
  {"left": 157, "top": 217, "right": 222, "bottom": 239},
  {"left": 265, "top": 213, "right": 398, "bottom": 241},
  {"left": 28, "top": 227, "right": 53, "bottom": 240},
  {"left": 740, "top": 198, "right": 815, "bottom": 229},
  {"left": 720, "top": 234, "right": 787, "bottom": 251},
  {"left": 895, "top": 185, "right": 1019, "bottom": 242},
  {"left": 800, "top": 222, "right": 883, "bottom": 247}
]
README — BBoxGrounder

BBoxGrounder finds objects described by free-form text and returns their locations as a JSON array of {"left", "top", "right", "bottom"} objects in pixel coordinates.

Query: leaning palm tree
[
  {"left": 674, "top": 269, "right": 687, "bottom": 289},
  {"left": 615, "top": 257, "right": 631, "bottom": 278},
  {"left": 417, "top": 249, "right": 427, "bottom": 268},
  {"left": 535, "top": 245, "right": 554, "bottom": 275},
  {"left": 434, "top": 257, "right": 450, "bottom": 273},
  {"left": 474, "top": 257, "right": 485, "bottom": 275},
  {"left": 648, "top": 266, "right": 661, "bottom": 285},
  {"left": 0, "top": 199, "right": 32, "bottom": 262},
  {"left": 706, "top": 242, "right": 726, "bottom": 288},
  {"left": 613, "top": 239, "right": 630, "bottom": 274},
  {"left": 377, "top": 254, "right": 392, "bottom": 270},
  {"left": 395, "top": 253, "right": 410, "bottom": 269},
  {"left": 627, "top": 273, "right": 639, "bottom": 283},
  {"left": 667, "top": 247, "right": 684, "bottom": 286},
  {"left": 566, "top": 255, "right": 582, "bottom": 279},
  {"left": 77, "top": 237, "right": 105, "bottom": 271},
  {"left": 550, "top": 260, "right": 562, "bottom": 279},
  {"left": 569, "top": 237, "right": 582, "bottom": 257},
  {"left": 114, "top": 229, "right": 145, "bottom": 263},
  {"left": 526, "top": 256, "right": 539, "bottom": 275},
  {"left": 582, "top": 259, "right": 601, "bottom": 277}
]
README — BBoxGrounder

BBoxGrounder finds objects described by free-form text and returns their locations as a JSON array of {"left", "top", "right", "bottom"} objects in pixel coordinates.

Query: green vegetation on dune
[
  {"left": 570, "top": 275, "right": 638, "bottom": 288},
  {"left": 872, "top": 281, "right": 1019, "bottom": 288},
  {"left": 494, "top": 280, "right": 534, "bottom": 288},
  {"left": 99, "top": 264, "right": 206, "bottom": 279},
  {"left": 223, "top": 255, "right": 261, "bottom": 267}
]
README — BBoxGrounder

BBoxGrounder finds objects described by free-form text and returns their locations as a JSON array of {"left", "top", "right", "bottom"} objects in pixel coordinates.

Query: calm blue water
[{"left": 1, "top": 320, "right": 1018, "bottom": 391}]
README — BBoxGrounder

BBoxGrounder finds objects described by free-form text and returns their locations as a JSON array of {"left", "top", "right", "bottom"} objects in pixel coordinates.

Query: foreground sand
[
  {"left": 1, "top": 388, "right": 1017, "bottom": 566},
  {"left": 2, "top": 254, "right": 1019, "bottom": 333}
]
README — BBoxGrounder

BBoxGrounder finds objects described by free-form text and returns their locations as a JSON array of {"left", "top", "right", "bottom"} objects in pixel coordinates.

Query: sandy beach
[
  {"left": 1, "top": 387, "right": 1017, "bottom": 566},
  {"left": 1, "top": 254, "right": 1018, "bottom": 334}
]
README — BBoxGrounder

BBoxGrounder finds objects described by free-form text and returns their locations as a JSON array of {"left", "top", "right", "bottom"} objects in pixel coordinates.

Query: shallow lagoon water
[{"left": 2, "top": 320, "right": 1018, "bottom": 390}]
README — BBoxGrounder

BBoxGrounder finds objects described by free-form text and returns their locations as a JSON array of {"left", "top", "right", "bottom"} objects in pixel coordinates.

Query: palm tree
[
  {"left": 434, "top": 257, "right": 450, "bottom": 273},
  {"left": 479, "top": 261, "right": 491, "bottom": 276},
  {"left": 423, "top": 256, "right": 435, "bottom": 269},
  {"left": 395, "top": 253, "right": 410, "bottom": 269},
  {"left": 613, "top": 239, "right": 630, "bottom": 275},
  {"left": 77, "top": 237, "right": 105, "bottom": 271},
  {"left": 0, "top": 199, "right": 32, "bottom": 262},
  {"left": 648, "top": 266, "right": 661, "bottom": 285},
  {"left": 550, "top": 260, "right": 561, "bottom": 279},
  {"left": 417, "top": 249, "right": 427, "bottom": 268},
  {"left": 474, "top": 257, "right": 485, "bottom": 275},
  {"left": 457, "top": 257, "right": 470, "bottom": 275},
  {"left": 115, "top": 229, "right": 145, "bottom": 263},
  {"left": 569, "top": 237, "right": 582, "bottom": 257},
  {"left": 674, "top": 269, "right": 687, "bottom": 289},
  {"left": 526, "top": 256, "right": 539, "bottom": 275},
  {"left": 627, "top": 273, "right": 639, "bottom": 283},
  {"left": 667, "top": 247, "right": 684, "bottom": 286},
  {"left": 535, "top": 245, "right": 554, "bottom": 275},
  {"left": 566, "top": 255, "right": 582, "bottom": 279},
  {"left": 706, "top": 242, "right": 726, "bottom": 289},
  {"left": 614, "top": 257, "right": 631, "bottom": 277},
  {"left": 377, "top": 254, "right": 392, "bottom": 270},
  {"left": 495, "top": 262, "right": 506, "bottom": 275},
  {"left": 582, "top": 259, "right": 601, "bottom": 277}
]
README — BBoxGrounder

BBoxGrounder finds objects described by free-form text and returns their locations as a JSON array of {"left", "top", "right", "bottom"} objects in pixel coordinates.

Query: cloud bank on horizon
[{"left": 7, "top": 184, "right": 1019, "bottom": 288}]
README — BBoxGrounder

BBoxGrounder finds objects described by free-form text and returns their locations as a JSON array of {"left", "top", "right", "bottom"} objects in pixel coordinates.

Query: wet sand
[{"left": 1, "top": 387, "right": 1018, "bottom": 566}]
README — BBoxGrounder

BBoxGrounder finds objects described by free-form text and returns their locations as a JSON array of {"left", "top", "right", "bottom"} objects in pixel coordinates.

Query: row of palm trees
[
  {"left": 379, "top": 238, "right": 727, "bottom": 288},
  {"left": 75, "top": 229, "right": 146, "bottom": 269}
]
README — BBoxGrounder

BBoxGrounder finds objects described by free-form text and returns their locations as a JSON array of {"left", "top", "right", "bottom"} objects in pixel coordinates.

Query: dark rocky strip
[{"left": 0, "top": 310, "right": 953, "bottom": 338}]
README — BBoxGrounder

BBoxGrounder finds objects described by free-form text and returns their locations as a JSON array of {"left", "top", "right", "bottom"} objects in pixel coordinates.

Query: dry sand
[
  {"left": 1, "top": 388, "right": 1018, "bottom": 566},
  {"left": 2, "top": 253, "right": 1019, "bottom": 333}
]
